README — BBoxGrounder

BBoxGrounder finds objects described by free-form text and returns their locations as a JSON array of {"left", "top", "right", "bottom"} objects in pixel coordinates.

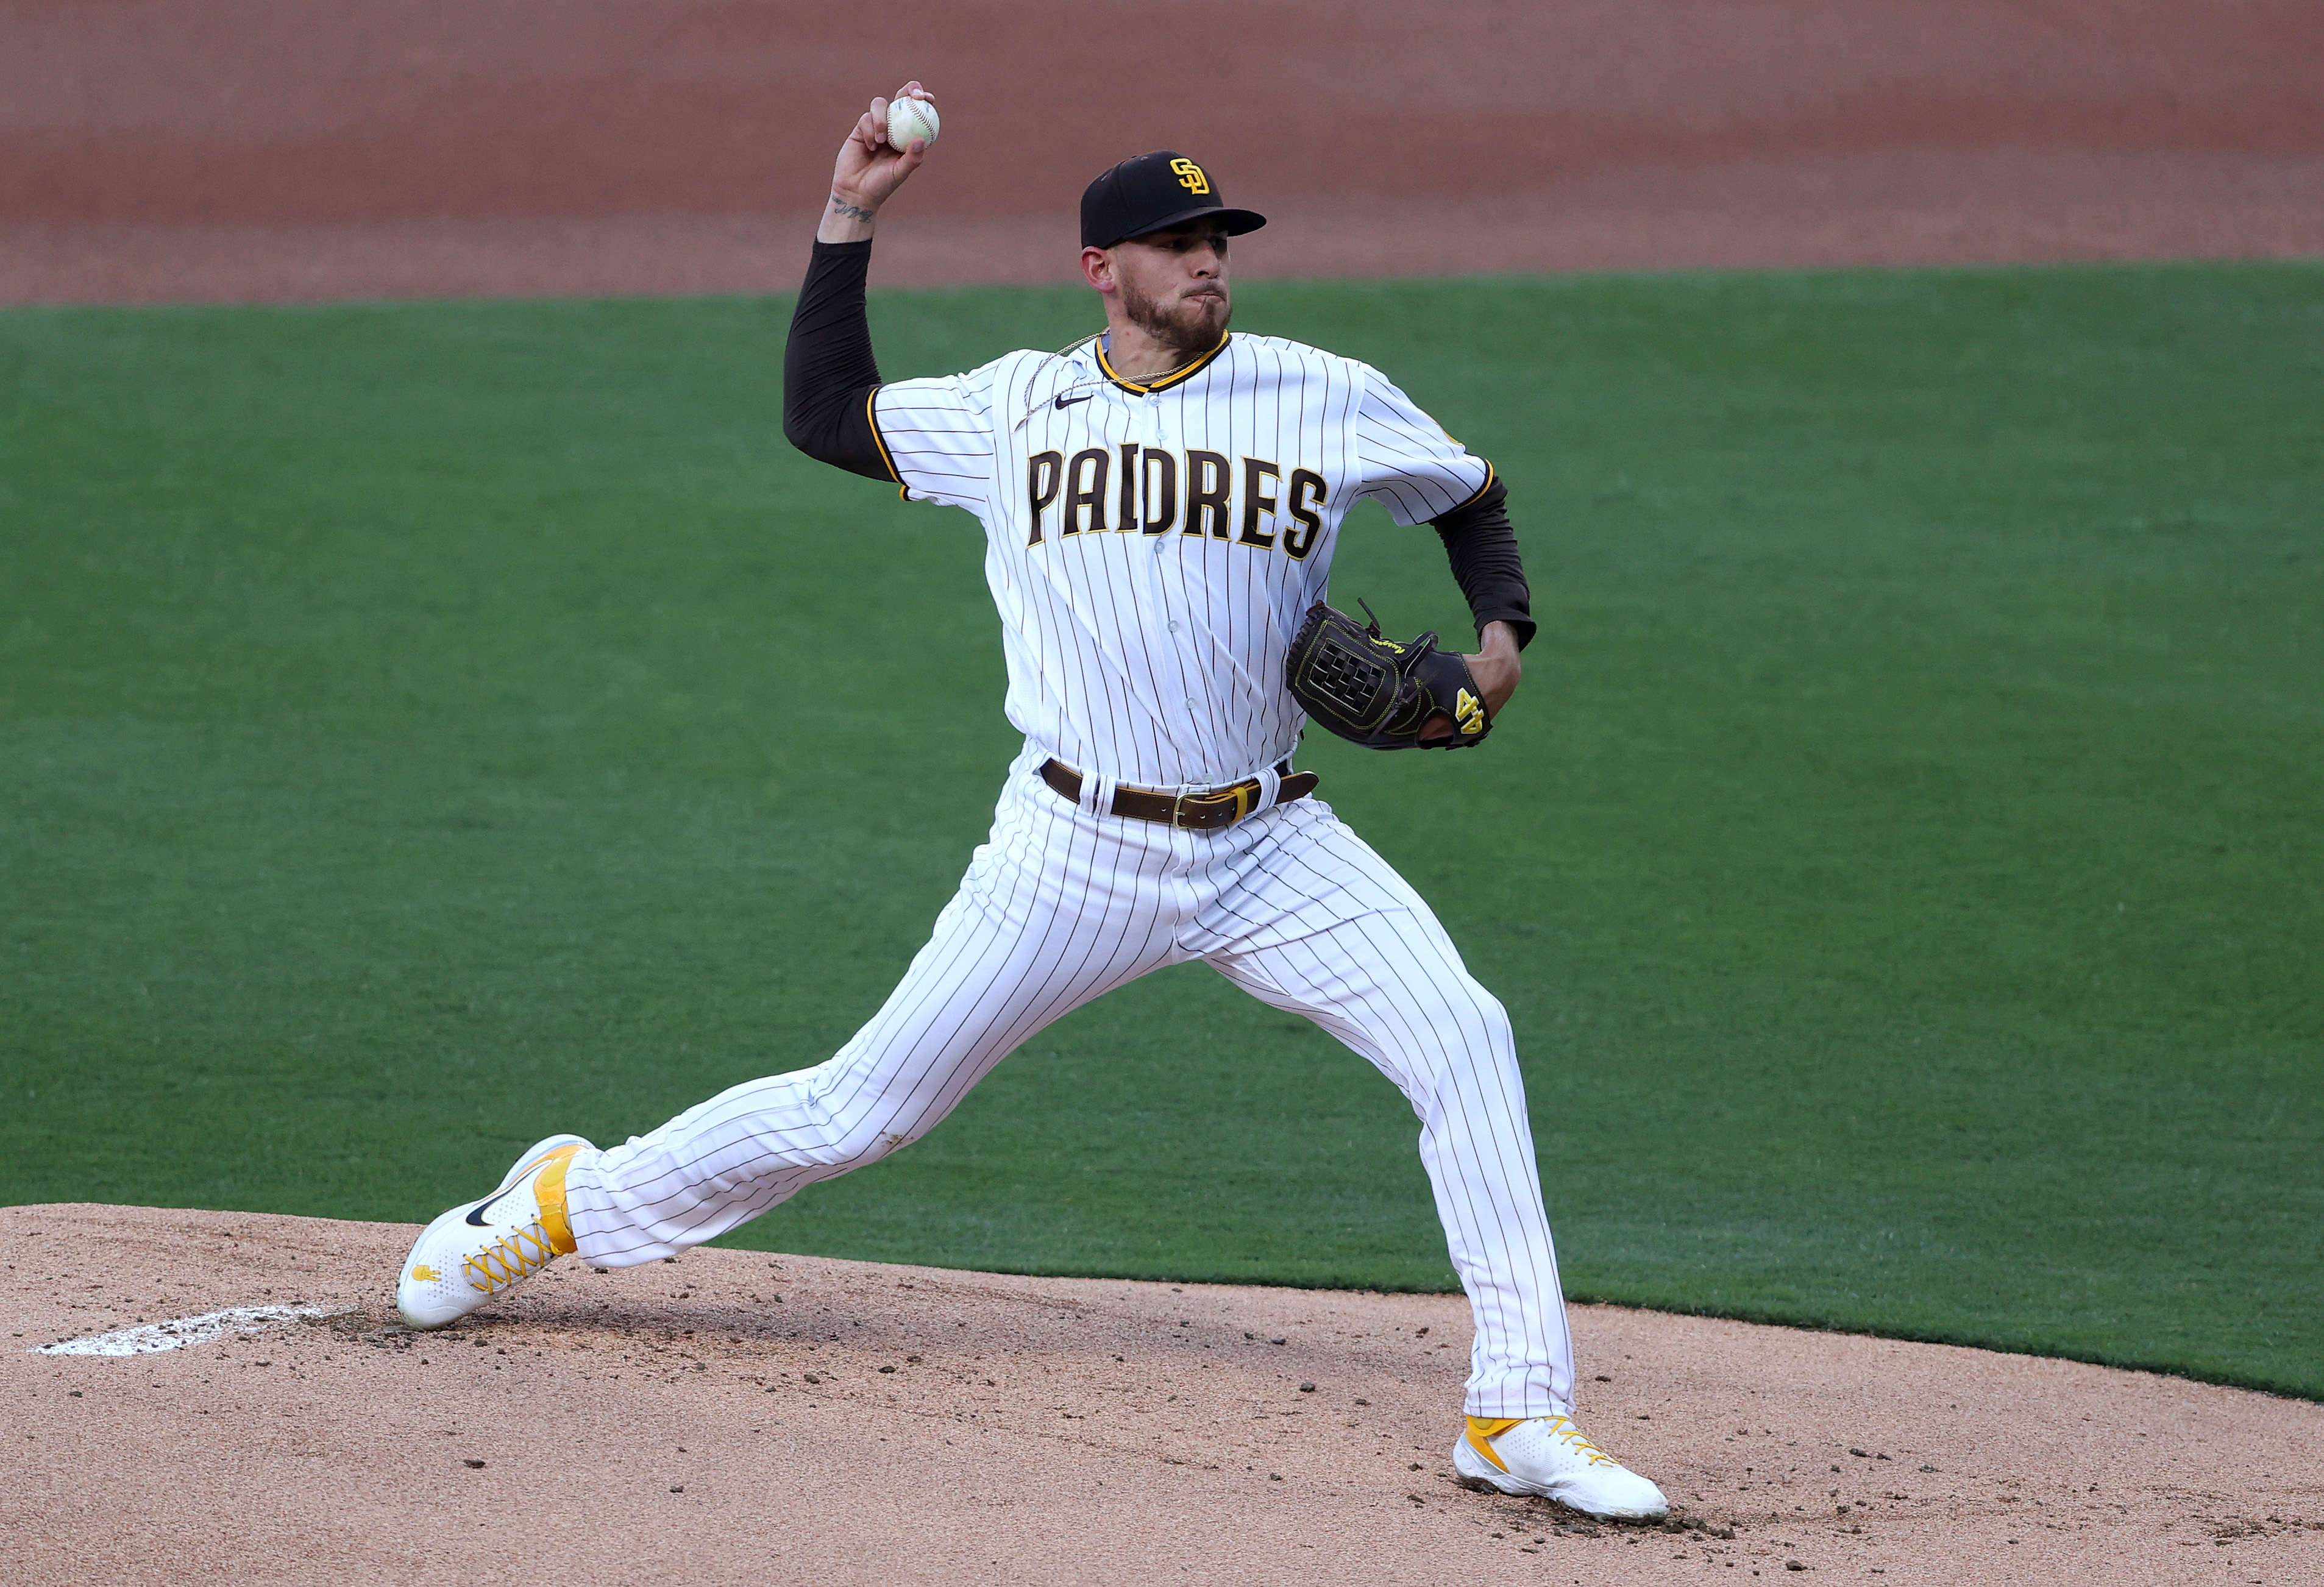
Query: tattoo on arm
[{"left": 828, "top": 196, "right": 876, "bottom": 222}]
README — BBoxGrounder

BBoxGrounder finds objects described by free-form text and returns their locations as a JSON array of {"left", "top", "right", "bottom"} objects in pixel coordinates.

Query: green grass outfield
[{"left": 3, "top": 262, "right": 2318, "bottom": 1397}]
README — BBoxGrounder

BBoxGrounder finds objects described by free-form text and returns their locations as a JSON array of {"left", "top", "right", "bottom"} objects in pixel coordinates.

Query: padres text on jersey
[{"left": 871, "top": 333, "right": 1493, "bottom": 789}]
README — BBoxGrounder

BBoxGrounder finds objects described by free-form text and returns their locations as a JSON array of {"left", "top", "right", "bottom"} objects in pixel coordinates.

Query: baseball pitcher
[{"left": 395, "top": 82, "right": 1668, "bottom": 1522}]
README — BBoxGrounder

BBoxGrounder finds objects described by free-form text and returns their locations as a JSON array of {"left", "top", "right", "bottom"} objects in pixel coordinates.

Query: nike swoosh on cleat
[
  {"left": 1054, "top": 392, "right": 1093, "bottom": 409},
  {"left": 464, "top": 1176, "right": 531, "bottom": 1227}
]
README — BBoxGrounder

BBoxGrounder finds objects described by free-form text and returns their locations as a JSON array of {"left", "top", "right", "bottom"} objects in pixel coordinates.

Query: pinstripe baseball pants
[{"left": 563, "top": 747, "right": 1577, "bottom": 1418}]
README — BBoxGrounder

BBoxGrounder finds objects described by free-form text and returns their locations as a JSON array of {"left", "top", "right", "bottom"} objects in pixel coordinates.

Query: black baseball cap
[{"left": 1081, "top": 151, "right": 1267, "bottom": 249}]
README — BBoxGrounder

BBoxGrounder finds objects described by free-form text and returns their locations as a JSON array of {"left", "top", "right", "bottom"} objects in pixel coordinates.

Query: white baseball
[{"left": 886, "top": 96, "right": 939, "bottom": 153}]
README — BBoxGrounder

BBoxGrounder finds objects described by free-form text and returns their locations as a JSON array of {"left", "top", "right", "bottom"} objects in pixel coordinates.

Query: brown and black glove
[{"left": 1285, "top": 600, "right": 1492, "bottom": 751}]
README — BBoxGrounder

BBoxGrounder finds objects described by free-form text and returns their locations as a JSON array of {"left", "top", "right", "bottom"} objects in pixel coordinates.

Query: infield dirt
[
  {"left": 5, "top": 1204, "right": 2317, "bottom": 1585},
  {"left": 5, "top": 0, "right": 2321, "bottom": 304}
]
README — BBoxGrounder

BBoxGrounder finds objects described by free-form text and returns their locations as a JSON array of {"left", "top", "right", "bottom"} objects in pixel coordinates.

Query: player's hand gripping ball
[{"left": 887, "top": 95, "right": 940, "bottom": 152}]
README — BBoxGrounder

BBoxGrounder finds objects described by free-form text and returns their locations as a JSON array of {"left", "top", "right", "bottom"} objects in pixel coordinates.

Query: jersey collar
[{"left": 1095, "top": 332, "right": 1231, "bottom": 395}]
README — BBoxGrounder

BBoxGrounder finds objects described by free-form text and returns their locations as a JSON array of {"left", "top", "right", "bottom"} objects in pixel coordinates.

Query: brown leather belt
[{"left": 1040, "top": 758, "right": 1320, "bottom": 832}]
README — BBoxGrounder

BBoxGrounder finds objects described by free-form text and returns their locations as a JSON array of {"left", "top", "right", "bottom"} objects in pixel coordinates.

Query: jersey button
[{"left": 1167, "top": 620, "right": 1181, "bottom": 634}]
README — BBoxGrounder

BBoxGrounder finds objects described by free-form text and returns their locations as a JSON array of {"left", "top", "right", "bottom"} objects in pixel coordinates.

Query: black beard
[{"left": 1120, "top": 277, "right": 1230, "bottom": 360}]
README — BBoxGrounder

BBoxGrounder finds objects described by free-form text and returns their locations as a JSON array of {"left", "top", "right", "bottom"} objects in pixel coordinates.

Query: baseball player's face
[{"left": 1107, "top": 222, "right": 1233, "bottom": 355}]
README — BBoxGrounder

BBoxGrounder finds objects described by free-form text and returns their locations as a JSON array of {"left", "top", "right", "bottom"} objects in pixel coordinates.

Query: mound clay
[
  {"left": 4, "top": 0, "right": 2320, "bottom": 304},
  {"left": 4, "top": 1204, "right": 2316, "bottom": 1585}
]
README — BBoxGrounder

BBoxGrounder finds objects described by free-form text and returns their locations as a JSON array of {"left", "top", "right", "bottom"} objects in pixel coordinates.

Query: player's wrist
[
  {"left": 1472, "top": 623, "right": 1523, "bottom": 712},
  {"left": 817, "top": 190, "right": 881, "bottom": 244}
]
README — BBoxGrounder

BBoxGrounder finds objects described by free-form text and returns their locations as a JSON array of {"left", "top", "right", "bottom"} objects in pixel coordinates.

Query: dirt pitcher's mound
[{"left": 3, "top": 1205, "right": 2316, "bottom": 1585}]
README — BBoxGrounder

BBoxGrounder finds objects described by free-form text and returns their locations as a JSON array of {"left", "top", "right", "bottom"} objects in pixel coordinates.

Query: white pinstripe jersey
[{"left": 870, "top": 332, "right": 1493, "bottom": 790}]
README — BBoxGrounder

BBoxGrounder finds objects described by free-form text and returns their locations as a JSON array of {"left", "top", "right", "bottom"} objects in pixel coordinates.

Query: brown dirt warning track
[
  {"left": 4, "top": 0, "right": 2322, "bottom": 304},
  {"left": 5, "top": 1205, "right": 2319, "bottom": 1586}
]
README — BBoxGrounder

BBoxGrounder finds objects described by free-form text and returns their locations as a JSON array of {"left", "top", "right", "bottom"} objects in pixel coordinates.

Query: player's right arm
[
  {"left": 783, "top": 85, "right": 934, "bottom": 481},
  {"left": 817, "top": 83, "right": 934, "bottom": 244}
]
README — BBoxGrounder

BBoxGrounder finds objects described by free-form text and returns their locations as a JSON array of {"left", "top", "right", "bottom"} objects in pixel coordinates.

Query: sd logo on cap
[{"left": 1081, "top": 151, "right": 1266, "bottom": 249}]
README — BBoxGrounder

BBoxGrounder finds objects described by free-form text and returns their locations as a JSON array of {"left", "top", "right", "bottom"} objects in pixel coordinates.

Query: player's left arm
[
  {"left": 1428, "top": 474, "right": 1529, "bottom": 723},
  {"left": 1349, "top": 364, "right": 1530, "bottom": 733}
]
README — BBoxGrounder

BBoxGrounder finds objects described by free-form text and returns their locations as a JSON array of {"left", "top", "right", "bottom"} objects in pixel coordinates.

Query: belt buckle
[{"left": 1171, "top": 778, "right": 1257, "bottom": 830}]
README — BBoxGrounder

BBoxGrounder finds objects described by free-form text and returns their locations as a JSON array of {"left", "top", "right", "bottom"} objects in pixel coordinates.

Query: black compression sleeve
[
  {"left": 1431, "top": 475, "right": 1535, "bottom": 648},
  {"left": 782, "top": 239, "right": 896, "bottom": 482}
]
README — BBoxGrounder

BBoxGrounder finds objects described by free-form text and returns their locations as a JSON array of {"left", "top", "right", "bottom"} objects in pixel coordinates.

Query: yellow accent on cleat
[
  {"left": 397, "top": 1134, "right": 594, "bottom": 1330},
  {"left": 1465, "top": 1415, "right": 1525, "bottom": 1472},
  {"left": 1466, "top": 1413, "right": 1618, "bottom": 1474},
  {"left": 535, "top": 1146, "right": 577, "bottom": 1255},
  {"left": 1452, "top": 1410, "right": 1667, "bottom": 1520},
  {"left": 458, "top": 1144, "right": 583, "bottom": 1296}
]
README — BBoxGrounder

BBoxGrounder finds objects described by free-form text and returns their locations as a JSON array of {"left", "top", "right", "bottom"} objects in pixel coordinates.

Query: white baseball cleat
[
  {"left": 1452, "top": 1413, "right": 1671, "bottom": 1521},
  {"left": 396, "top": 1134, "right": 593, "bottom": 1331}
]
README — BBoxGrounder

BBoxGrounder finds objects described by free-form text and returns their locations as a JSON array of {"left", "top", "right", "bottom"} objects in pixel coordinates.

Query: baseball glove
[{"left": 1285, "top": 600, "right": 1492, "bottom": 751}]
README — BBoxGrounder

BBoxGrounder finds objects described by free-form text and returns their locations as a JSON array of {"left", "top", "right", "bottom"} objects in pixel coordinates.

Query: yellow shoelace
[
  {"left": 463, "top": 1221, "right": 558, "bottom": 1293},
  {"left": 1540, "top": 1415, "right": 1618, "bottom": 1467}
]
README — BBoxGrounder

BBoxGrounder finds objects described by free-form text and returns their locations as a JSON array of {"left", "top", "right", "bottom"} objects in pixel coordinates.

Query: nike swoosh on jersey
[{"left": 1054, "top": 392, "right": 1093, "bottom": 409}]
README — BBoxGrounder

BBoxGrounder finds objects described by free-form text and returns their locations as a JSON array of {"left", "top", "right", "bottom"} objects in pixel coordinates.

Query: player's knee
[
  {"left": 1475, "top": 989, "right": 1517, "bottom": 1054},
  {"left": 1395, "top": 987, "right": 1520, "bottom": 1092},
  {"left": 853, "top": 1122, "right": 922, "bottom": 1165},
  {"left": 817, "top": 1105, "right": 924, "bottom": 1170},
  {"left": 1430, "top": 974, "right": 1516, "bottom": 1054}
]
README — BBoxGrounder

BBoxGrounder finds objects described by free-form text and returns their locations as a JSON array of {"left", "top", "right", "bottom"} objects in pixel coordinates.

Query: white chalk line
[{"left": 35, "top": 1304, "right": 345, "bottom": 1357}]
